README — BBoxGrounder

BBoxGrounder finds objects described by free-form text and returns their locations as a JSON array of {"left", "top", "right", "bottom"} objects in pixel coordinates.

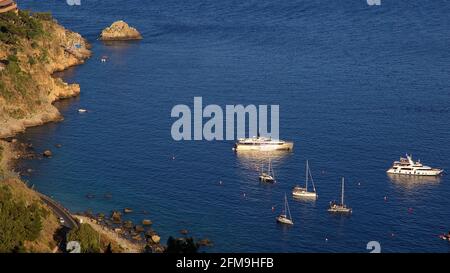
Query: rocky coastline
[
  {"left": 1, "top": 11, "right": 207, "bottom": 253},
  {"left": 0, "top": 11, "right": 91, "bottom": 138}
]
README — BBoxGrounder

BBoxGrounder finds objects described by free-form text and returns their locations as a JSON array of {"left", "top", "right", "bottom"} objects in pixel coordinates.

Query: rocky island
[{"left": 99, "top": 20, "right": 142, "bottom": 41}]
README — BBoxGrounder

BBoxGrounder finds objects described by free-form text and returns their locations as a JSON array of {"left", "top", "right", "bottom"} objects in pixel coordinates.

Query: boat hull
[
  {"left": 386, "top": 168, "right": 444, "bottom": 176},
  {"left": 293, "top": 191, "right": 317, "bottom": 199},
  {"left": 259, "top": 177, "right": 275, "bottom": 183},
  {"left": 328, "top": 206, "right": 352, "bottom": 214},
  {"left": 276, "top": 215, "right": 293, "bottom": 225},
  {"left": 234, "top": 142, "right": 293, "bottom": 152}
]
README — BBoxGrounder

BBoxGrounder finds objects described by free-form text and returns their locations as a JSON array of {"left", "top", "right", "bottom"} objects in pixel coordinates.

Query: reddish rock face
[{"left": 0, "top": 0, "right": 18, "bottom": 14}]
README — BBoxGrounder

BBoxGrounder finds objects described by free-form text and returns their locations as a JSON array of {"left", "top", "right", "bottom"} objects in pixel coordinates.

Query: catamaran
[
  {"left": 276, "top": 193, "right": 294, "bottom": 225},
  {"left": 387, "top": 154, "right": 443, "bottom": 176},
  {"left": 259, "top": 159, "right": 276, "bottom": 183},
  {"left": 328, "top": 177, "right": 352, "bottom": 214},
  {"left": 292, "top": 160, "right": 317, "bottom": 199}
]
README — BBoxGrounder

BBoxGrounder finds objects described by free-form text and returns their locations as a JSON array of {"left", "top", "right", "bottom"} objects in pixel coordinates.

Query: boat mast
[
  {"left": 305, "top": 160, "right": 309, "bottom": 190},
  {"left": 310, "top": 166, "right": 316, "bottom": 192},
  {"left": 285, "top": 193, "right": 292, "bottom": 220},
  {"left": 341, "top": 177, "right": 345, "bottom": 205}
]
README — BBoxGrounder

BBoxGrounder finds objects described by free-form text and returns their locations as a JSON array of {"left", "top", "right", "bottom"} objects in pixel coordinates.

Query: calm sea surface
[{"left": 17, "top": 0, "right": 450, "bottom": 252}]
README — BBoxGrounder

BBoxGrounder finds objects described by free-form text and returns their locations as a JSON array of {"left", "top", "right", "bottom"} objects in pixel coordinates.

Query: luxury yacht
[
  {"left": 233, "top": 136, "right": 293, "bottom": 152},
  {"left": 386, "top": 154, "right": 443, "bottom": 176}
]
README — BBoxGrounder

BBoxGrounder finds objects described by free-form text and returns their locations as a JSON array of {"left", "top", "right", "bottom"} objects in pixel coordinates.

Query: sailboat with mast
[
  {"left": 328, "top": 177, "right": 352, "bottom": 214},
  {"left": 276, "top": 193, "right": 294, "bottom": 225},
  {"left": 292, "top": 160, "right": 317, "bottom": 199},
  {"left": 259, "top": 159, "right": 275, "bottom": 183}
]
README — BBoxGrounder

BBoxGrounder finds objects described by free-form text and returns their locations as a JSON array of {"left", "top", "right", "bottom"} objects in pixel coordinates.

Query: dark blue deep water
[{"left": 17, "top": 0, "right": 450, "bottom": 252}]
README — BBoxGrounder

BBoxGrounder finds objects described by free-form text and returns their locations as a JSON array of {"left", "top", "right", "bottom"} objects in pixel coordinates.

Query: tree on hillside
[
  {"left": 67, "top": 223, "right": 101, "bottom": 253},
  {"left": 0, "top": 185, "right": 44, "bottom": 252}
]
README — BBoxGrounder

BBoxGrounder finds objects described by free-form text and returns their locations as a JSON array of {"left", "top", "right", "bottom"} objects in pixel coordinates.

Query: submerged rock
[
  {"left": 180, "top": 229, "right": 189, "bottom": 235},
  {"left": 123, "top": 208, "right": 133, "bottom": 213},
  {"left": 123, "top": 220, "right": 133, "bottom": 229},
  {"left": 111, "top": 211, "right": 122, "bottom": 223},
  {"left": 142, "top": 219, "right": 152, "bottom": 226},
  {"left": 43, "top": 150, "right": 53, "bottom": 157},
  {"left": 197, "top": 238, "right": 213, "bottom": 247},
  {"left": 100, "top": 20, "right": 142, "bottom": 41},
  {"left": 135, "top": 225, "right": 144, "bottom": 233}
]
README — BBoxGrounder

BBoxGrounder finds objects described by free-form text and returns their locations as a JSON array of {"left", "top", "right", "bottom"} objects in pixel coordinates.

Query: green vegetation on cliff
[
  {"left": 67, "top": 224, "right": 102, "bottom": 253},
  {"left": 0, "top": 184, "right": 47, "bottom": 252},
  {"left": 0, "top": 11, "right": 50, "bottom": 117},
  {"left": 0, "top": 9, "right": 91, "bottom": 252},
  {"left": 0, "top": 9, "right": 90, "bottom": 138}
]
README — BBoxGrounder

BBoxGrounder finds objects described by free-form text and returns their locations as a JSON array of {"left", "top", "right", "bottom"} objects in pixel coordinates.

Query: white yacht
[
  {"left": 387, "top": 154, "right": 443, "bottom": 176},
  {"left": 328, "top": 177, "right": 352, "bottom": 214},
  {"left": 233, "top": 136, "right": 293, "bottom": 152},
  {"left": 259, "top": 159, "right": 276, "bottom": 183},
  {"left": 276, "top": 193, "right": 294, "bottom": 225},
  {"left": 292, "top": 160, "right": 317, "bottom": 199}
]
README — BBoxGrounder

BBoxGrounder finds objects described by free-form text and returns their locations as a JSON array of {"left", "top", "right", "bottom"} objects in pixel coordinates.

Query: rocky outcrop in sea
[{"left": 99, "top": 20, "right": 142, "bottom": 41}]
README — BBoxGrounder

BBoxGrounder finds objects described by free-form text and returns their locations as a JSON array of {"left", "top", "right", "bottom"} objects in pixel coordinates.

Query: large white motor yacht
[
  {"left": 386, "top": 154, "right": 443, "bottom": 176},
  {"left": 233, "top": 136, "right": 293, "bottom": 152}
]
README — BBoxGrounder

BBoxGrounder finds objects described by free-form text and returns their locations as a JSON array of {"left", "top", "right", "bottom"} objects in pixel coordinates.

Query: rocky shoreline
[{"left": 0, "top": 12, "right": 91, "bottom": 138}]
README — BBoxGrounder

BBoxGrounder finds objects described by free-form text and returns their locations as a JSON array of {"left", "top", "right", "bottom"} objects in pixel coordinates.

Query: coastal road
[{"left": 38, "top": 193, "right": 79, "bottom": 230}]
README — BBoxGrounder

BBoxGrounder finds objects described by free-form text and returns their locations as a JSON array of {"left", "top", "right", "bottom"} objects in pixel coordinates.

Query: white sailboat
[
  {"left": 328, "top": 177, "right": 352, "bottom": 214},
  {"left": 259, "top": 159, "right": 275, "bottom": 183},
  {"left": 292, "top": 160, "right": 317, "bottom": 199},
  {"left": 276, "top": 193, "right": 294, "bottom": 225}
]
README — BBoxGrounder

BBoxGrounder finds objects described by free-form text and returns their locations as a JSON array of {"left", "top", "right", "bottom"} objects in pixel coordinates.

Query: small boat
[
  {"left": 276, "top": 193, "right": 294, "bottom": 225},
  {"left": 259, "top": 159, "right": 275, "bottom": 183},
  {"left": 78, "top": 108, "right": 87, "bottom": 113},
  {"left": 387, "top": 154, "right": 443, "bottom": 176},
  {"left": 292, "top": 160, "right": 317, "bottom": 199},
  {"left": 328, "top": 177, "right": 352, "bottom": 214},
  {"left": 439, "top": 232, "right": 450, "bottom": 241}
]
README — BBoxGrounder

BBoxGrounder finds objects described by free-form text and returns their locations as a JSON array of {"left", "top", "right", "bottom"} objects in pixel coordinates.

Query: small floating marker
[
  {"left": 219, "top": 180, "right": 223, "bottom": 185},
  {"left": 243, "top": 193, "right": 246, "bottom": 198},
  {"left": 78, "top": 108, "right": 87, "bottom": 113},
  {"left": 358, "top": 182, "right": 361, "bottom": 186},
  {"left": 325, "top": 238, "right": 328, "bottom": 242},
  {"left": 384, "top": 196, "right": 388, "bottom": 201},
  {"left": 391, "top": 233, "right": 395, "bottom": 237},
  {"left": 271, "top": 206, "right": 275, "bottom": 212},
  {"left": 172, "top": 154, "right": 175, "bottom": 160},
  {"left": 408, "top": 207, "right": 414, "bottom": 213}
]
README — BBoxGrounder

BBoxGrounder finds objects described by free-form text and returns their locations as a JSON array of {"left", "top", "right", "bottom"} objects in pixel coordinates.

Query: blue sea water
[{"left": 16, "top": 0, "right": 450, "bottom": 252}]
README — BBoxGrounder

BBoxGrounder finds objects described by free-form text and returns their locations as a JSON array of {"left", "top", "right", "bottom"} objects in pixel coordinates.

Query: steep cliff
[
  {"left": 0, "top": 10, "right": 91, "bottom": 138},
  {"left": 0, "top": 10, "right": 90, "bottom": 252}
]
